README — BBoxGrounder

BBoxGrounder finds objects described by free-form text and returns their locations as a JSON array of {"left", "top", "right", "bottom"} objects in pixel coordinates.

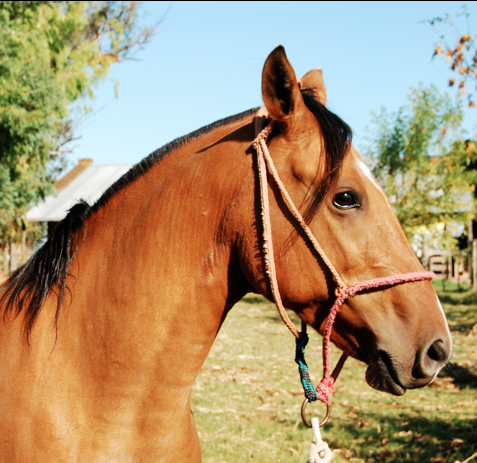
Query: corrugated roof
[
  {"left": 26, "top": 163, "right": 134, "bottom": 222},
  {"left": 55, "top": 158, "right": 93, "bottom": 191}
]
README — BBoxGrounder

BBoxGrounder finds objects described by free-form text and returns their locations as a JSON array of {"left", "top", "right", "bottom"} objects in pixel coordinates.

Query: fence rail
[
  {"left": 424, "top": 240, "right": 477, "bottom": 290},
  {"left": 0, "top": 242, "right": 29, "bottom": 274}
]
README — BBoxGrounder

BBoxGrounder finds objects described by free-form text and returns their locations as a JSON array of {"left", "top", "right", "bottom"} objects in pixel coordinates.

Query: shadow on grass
[
  {"left": 328, "top": 413, "right": 477, "bottom": 463},
  {"left": 433, "top": 289, "right": 477, "bottom": 335},
  {"left": 438, "top": 291, "right": 477, "bottom": 306},
  {"left": 446, "top": 313, "right": 477, "bottom": 335},
  {"left": 439, "top": 363, "right": 477, "bottom": 389},
  {"left": 242, "top": 294, "right": 268, "bottom": 305}
]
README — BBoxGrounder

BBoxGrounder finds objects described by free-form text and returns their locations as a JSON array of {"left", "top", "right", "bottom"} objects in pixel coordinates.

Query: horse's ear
[
  {"left": 262, "top": 46, "right": 303, "bottom": 123},
  {"left": 301, "top": 68, "right": 327, "bottom": 106}
]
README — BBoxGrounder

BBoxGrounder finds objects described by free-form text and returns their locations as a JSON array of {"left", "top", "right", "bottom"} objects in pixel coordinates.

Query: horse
[{"left": 0, "top": 46, "right": 452, "bottom": 462}]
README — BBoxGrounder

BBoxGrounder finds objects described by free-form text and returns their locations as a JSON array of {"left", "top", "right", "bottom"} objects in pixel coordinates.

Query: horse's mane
[
  {"left": 88, "top": 108, "right": 260, "bottom": 217},
  {"left": 0, "top": 90, "right": 351, "bottom": 341},
  {"left": 300, "top": 89, "right": 352, "bottom": 223}
]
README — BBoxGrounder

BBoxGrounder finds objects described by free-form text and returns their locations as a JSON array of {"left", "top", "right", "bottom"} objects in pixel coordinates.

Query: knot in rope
[
  {"left": 334, "top": 286, "right": 346, "bottom": 298},
  {"left": 307, "top": 417, "right": 332, "bottom": 463},
  {"left": 316, "top": 377, "right": 335, "bottom": 407},
  {"left": 252, "top": 122, "right": 273, "bottom": 151}
]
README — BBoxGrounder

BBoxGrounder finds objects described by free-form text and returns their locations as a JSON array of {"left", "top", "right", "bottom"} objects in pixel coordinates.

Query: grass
[
  {"left": 432, "top": 280, "right": 472, "bottom": 294},
  {"left": 191, "top": 289, "right": 477, "bottom": 462}
]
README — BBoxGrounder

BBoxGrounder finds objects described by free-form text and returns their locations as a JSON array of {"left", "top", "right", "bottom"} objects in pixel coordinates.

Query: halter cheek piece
[{"left": 252, "top": 112, "right": 434, "bottom": 427}]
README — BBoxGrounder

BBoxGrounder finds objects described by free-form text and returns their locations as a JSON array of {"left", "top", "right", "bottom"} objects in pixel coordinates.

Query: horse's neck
[
  {"left": 0, "top": 116, "right": 258, "bottom": 459},
  {"left": 0, "top": 114, "right": 269, "bottom": 460},
  {"left": 52, "top": 116, "right": 255, "bottom": 411}
]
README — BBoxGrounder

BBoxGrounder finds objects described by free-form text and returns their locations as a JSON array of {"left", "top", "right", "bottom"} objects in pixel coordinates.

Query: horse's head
[{"left": 242, "top": 46, "right": 452, "bottom": 396}]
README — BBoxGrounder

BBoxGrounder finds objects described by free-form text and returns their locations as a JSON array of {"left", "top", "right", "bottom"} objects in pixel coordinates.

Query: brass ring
[{"left": 301, "top": 398, "right": 331, "bottom": 428}]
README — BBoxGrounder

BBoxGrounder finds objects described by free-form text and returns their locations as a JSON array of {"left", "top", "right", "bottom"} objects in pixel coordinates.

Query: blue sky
[{"left": 72, "top": 1, "right": 477, "bottom": 166}]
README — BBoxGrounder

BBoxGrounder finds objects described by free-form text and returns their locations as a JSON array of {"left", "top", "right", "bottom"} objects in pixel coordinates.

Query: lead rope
[
  {"left": 252, "top": 109, "right": 434, "bottom": 461},
  {"left": 308, "top": 417, "right": 332, "bottom": 463}
]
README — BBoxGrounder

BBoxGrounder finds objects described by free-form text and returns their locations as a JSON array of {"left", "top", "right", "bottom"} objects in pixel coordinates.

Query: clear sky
[{"left": 72, "top": 1, "right": 477, "bottom": 166}]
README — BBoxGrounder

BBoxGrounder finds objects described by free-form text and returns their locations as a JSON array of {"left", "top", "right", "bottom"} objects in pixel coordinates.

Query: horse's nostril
[
  {"left": 427, "top": 340, "right": 447, "bottom": 363},
  {"left": 413, "top": 338, "right": 451, "bottom": 380}
]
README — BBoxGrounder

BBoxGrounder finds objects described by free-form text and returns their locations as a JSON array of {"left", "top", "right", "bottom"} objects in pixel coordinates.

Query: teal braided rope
[{"left": 295, "top": 333, "right": 319, "bottom": 402}]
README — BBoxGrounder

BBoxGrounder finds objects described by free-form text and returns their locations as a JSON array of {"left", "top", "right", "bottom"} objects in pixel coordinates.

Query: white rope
[{"left": 307, "top": 417, "right": 332, "bottom": 463}]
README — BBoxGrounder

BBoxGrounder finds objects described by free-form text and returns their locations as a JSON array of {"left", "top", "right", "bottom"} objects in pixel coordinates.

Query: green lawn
[{"left": 192, "top": 289, "right": 477, "bottom": 463}]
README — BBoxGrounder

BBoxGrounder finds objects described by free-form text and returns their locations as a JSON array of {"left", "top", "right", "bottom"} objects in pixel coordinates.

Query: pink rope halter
[{"left": 252, "top": 111, "right": 434, "bottom": 426}]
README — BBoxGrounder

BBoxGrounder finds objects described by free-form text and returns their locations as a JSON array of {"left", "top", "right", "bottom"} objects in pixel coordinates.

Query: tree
[
  {"left": 365, "top": 85, "right": 477, "bottom": 252},
  {"left": 426, "top": 5, "right": 477, "bottom": 108},
  {"left": 0, "top": 1, "right": 160, "bottom": 260}
]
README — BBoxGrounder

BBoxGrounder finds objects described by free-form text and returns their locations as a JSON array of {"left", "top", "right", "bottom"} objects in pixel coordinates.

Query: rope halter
[{"left": 252, "top": 111, "right": 434, "bottom": 427}]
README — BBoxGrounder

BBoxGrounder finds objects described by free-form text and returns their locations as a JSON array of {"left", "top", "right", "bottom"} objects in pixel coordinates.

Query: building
[
  {"left": 26, "top": 158, "right": 133, "bottom": 237},
  {"left": 0, "top": 159, "right": 133, "bottom": 273}
]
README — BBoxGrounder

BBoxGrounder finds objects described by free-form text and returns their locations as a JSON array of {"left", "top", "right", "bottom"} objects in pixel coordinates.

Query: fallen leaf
[
  {"left": 466, "top": 324, "right": 477, "bottom": 337},
  {"left": 287, "top": 447, "right": 299, "bottom": 456}
]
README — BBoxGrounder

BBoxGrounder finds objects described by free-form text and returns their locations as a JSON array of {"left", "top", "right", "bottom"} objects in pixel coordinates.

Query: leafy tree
[
  {"left": 0, "top": 1, "right": 159, "bottom": 250},
  {"left": 365, "top": 85, "right": 477, "bottom": 251},
  {"left": 426, "top": 5, "right": 477, "bottom": 108}
]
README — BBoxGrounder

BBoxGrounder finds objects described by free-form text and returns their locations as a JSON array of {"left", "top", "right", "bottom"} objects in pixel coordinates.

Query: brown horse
[{"left": 0, "top": 46, "right": 451, "bottom": 462}]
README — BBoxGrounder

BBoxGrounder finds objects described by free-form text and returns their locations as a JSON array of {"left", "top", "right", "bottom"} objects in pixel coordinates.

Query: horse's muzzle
[{"left": 365, "top": 335, "right": 452, "bottom": 395}]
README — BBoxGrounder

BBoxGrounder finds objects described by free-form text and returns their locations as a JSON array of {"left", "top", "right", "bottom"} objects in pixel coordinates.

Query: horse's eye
[{"left": 333, "top": 191, "right": 359, "bottom": 210}]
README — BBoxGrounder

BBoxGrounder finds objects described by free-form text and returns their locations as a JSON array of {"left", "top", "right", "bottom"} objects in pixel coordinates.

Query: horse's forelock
[{"left": 300, "top": 88, "right": 353, "bottom": 224}]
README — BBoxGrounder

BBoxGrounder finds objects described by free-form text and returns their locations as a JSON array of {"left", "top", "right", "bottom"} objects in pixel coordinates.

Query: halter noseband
[{"left": 252, "top": 111, "right": 434, "bottom": 427}]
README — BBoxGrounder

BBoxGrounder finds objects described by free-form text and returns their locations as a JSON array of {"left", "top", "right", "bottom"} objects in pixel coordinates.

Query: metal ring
[{"left": 301, "top": 398, "right": 331, "bottom": 428}]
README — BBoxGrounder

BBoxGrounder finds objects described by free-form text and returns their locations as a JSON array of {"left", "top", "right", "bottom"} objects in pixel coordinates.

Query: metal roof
[{"left": 26, "top": 164, "right": 134, "bottom": 222}]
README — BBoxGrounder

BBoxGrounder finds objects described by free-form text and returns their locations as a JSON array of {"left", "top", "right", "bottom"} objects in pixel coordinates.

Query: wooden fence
[
  {"left": 0, "top": 239, "right": 29, "bottom": 274},
  {"left": 425, "top": 240, "right": 477, "bottom": 290}
]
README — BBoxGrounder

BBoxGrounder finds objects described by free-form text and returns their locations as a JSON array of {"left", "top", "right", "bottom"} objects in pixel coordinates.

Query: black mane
[
  {"left": 88, "top": 107, "right": 260, "bottom": 216},
  {"left": 300, "top": 88, "right": 352, "bottom": 223},
  {"left": 0, "top": 92, "right": 351, "bottom": 341}
]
